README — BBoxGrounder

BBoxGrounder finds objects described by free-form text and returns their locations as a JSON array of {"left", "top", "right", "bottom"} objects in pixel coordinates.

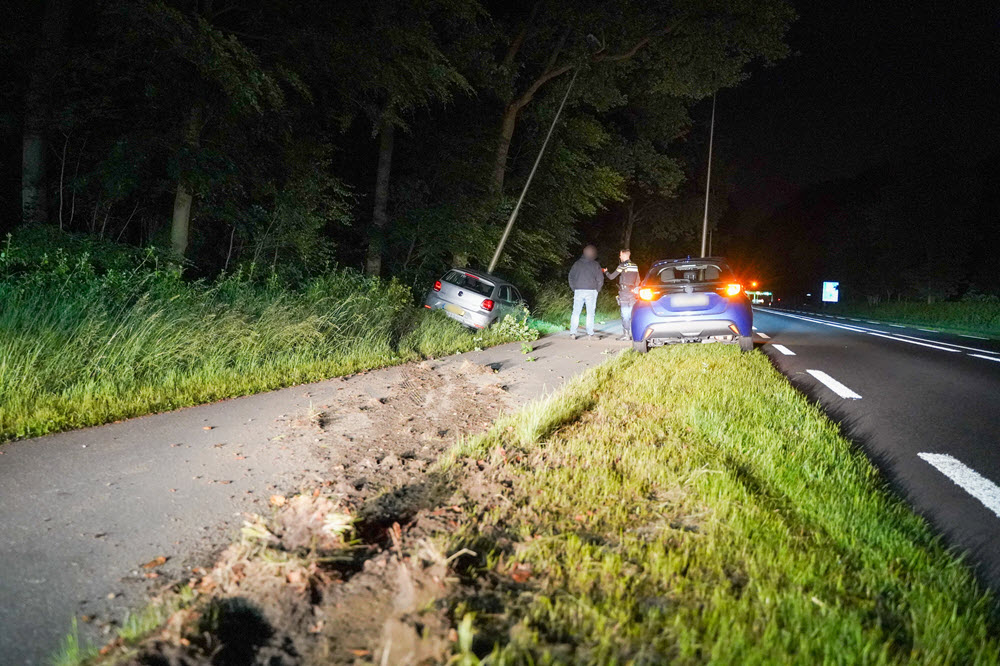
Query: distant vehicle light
[
  {"left": 750, "top": 281, "right": 758, "bottom": 288},
  {"left": 725, "top": 283, "right": 742, "bottom": 297},
  {"left": 433, "top": 280, "right": 442, "bottom": 292},
  {"left": 481, "top": 299, "right": 494, "bottom": 311},
  {"left": 639, "top": 287, "right": 655, "bottom": 301}
]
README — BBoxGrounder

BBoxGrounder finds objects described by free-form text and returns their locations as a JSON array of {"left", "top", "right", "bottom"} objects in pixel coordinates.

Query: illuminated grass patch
[{"left": 445, "top": 345, "right": 1000, "bottom": 664}]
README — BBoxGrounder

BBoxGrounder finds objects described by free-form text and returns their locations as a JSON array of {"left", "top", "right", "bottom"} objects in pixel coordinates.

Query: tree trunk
[
  {"left": 21, "top": 0, "right": 70, "bottom": 224},
  {"left": 170, "top": 106, "right": 203, "bottom": 258},
  {"left": 621, "top": 199, "right": 636, "bottom": 249},
  {"left": 366, "top": 121, "right": 395, "bottom": 276},
  {"left": 490, "top": 103, "right": 519, "bottom": 194}
]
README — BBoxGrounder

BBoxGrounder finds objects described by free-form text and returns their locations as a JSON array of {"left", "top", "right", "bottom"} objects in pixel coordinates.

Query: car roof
[
  {"left": 649, "top": 256, "right": 730, "bottom": 268},
  {"left": 445, "top": 267, "right": 514, "bottom": 287}
]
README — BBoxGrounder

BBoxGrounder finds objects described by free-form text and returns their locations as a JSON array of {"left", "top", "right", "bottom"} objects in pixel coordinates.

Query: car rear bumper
[
  {"left": 638, "top": 318, "right": 744, "bottom": 345},
  {"left": 423, "top": 296, "right": 493, "bottom": 329}
]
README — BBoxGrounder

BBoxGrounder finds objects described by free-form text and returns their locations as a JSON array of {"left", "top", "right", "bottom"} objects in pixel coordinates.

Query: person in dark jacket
[
  {"left": 605, "top": 248, "right": 640, "bottom": 340},
  {"left": 568, "top": 245, "right": 604, "bottom": 338}
]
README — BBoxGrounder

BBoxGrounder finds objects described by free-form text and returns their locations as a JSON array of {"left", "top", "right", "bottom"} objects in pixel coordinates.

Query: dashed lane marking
[
  {"left": 970, "top": 354, "right": 1000, "bottom": 363},
  {"left": 806, "top": 369, "right": 862, "bottom": 399},
  {"left": 772, "top": 344, "right": 795, "bottom": 355},
  {"left": 918, "top": 453, "right": 1000, "bottom": 519}
]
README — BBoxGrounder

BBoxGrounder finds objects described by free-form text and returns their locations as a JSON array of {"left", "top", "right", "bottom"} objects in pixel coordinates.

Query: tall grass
[{"left": 0, "top": 230, "right": 533, "bottom": 442}]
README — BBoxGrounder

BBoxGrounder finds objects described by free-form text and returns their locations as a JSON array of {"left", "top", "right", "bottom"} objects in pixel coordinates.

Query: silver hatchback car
[{"left": 423, "top": 268, "right": 525, "bottom": 329}]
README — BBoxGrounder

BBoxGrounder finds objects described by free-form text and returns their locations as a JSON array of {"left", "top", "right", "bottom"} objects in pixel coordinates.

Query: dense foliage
[{"left": 2, "top": 0, "right": 794, "bottom": 288}]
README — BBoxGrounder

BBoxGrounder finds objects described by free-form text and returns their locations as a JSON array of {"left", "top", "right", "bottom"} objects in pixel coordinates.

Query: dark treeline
[
  {"left": 1, "top": 0, "right": 792, "bottom": 291},
  {"left": 743, "top": 150, "right": 1000, "bottom": 304}
]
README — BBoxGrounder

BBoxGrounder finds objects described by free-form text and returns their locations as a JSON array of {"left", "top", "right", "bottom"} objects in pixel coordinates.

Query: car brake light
[
  {"left": 481, "top": 299, "right": 494, "bottom": 312},
  {"left": 433, "top": 280, "right": 442, "bottom": 292},
  {"left": 725, "top": 283, "right": 742, "bottom": 297},
  {"left": 639, "top": 288, "right": 655, "bottom": 301}
]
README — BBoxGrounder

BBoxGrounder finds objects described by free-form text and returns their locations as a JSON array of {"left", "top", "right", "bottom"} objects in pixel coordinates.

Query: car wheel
[
  {"left": 738, "top": 335, "right": 754, "bottom": 352},
  {"left": 632, "top": 339, "right": 648, "bottom": 354}
]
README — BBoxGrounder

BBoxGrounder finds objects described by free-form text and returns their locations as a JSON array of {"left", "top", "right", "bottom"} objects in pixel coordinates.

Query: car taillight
[
  {"left": 481, "top": 299, "right": 494, "bottom": 311},
  {"left": 725, "top": 283, "right": 742, "bottom": 297},
  {"left": 639, "top": 288, "right": 655, "bottom": 301},
  {"left": 433, "top": 280, "right": 442, "bottom": 292}
]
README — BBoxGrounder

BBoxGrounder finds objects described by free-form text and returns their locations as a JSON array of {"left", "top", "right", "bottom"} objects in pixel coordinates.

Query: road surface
[
  {"left": 753, "top": 308, "right": 1000, "bottom": 590},
  {"left": 0, "top": 324, "right": 629, "bottom": 665}
]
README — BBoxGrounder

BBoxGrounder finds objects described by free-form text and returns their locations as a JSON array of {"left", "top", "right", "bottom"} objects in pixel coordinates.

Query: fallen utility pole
[
  {"left": 488, "top": 67, "right": 579, "bottom": 274},
  {"left": 699, "top": 92, "right": 716, "bottom": 258}
]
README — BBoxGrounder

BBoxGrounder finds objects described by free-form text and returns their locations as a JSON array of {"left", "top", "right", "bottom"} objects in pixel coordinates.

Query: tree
[
  {"left": 21, "top": 0, "right": 70, "bottom": 224},
  {"left": 485, "top": 0, "right": 794, "bottom": 195},
  {"left": 316, "top": 0, "right": 478, "bottom": 276}
]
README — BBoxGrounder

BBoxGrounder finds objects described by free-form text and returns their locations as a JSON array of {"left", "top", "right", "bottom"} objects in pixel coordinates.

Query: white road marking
[
  {"left": 918, "top": 453, "right": 1000, "bottom": 519},
  {"left": 864, "top": 330, "right": 962, "bottom": 353},
  {"left": 760, "top": 309, "right": 970, "bottom": 354},
  {"left": 752, "top": 326, "right": 757, "bottom": 330},
  {"left": 970, "top": 354, "right": 1000, "bottom": 363},
  {"left": 961, "top": 334, "right": 989, "bottom": 340},
  {"left": 892, "top": 333, "right": 998, "bottom": 355},
  {"left": 917, "top": 328, "right": 938, "bottom": 333},
  {"left": 756, "top": 331, "right": 771, "bottom": 339},
  {"left": 772, "top": 344, "right": 795, "bottom": 355},
  {"left": 806, "top": 369, "right": 862, "bottom": 399},
  {"left": 848, "top": 318, "right": 861, "bottom": 321},
  {"left": 889, "top": 324, "right": 905, "bottom": 328}
]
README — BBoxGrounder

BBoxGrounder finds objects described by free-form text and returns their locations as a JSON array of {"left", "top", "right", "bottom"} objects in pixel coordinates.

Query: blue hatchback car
[{"left": 630, "top": 257, "right": 753, "bottom": 353}]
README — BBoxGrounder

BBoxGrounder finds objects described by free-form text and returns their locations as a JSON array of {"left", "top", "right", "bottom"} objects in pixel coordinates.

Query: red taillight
[
  {"left": 433, "top": 280, "right": 442, "bottom": 292},
  {"left": 481, "top": 299, "right": 494, "bottom": 312}
]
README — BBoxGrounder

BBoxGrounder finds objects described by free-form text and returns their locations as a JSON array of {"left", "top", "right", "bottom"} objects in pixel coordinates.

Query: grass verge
[
  {"left": 0, "top": 229, "right": 537, "bottom": 442},
  {"left": 443, "top": 345, "right": 999, "bottom": 663},
  {"left": 811, "top": 301, "right": 1000, "bottom": 339}
]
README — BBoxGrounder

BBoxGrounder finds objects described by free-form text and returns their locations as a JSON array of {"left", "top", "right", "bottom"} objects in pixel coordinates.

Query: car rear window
[
  {"left": 650, "top": 263, "right": 732, "bottom": 285},
  {"left": 443, "top": 270, "right": 494, "bottom": 297}
]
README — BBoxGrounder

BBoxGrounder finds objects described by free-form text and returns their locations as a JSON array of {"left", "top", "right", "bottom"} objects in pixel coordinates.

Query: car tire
[
  {"left": 632, "top": 339, "right": 649, "bottom": 354},
  {"left": 738, "top": 335, "right": 754, "bottom": 352}
]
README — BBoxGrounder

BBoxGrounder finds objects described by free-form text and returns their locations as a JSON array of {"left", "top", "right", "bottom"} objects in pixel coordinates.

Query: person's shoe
[
  {"left": 569, "top": 333, "right": 578, "bottom": 340},
  {"left": 618, "top": 335, "right": 630, "bottom": 341}
]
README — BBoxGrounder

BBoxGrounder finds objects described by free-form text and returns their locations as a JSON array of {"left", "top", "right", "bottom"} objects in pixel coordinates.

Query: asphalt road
[
  {"left": 0, "top": 324, "right": 629, "bottom": 665},
  {"left": 753, "top": 307, "right": 1000, "bottom": 590}
]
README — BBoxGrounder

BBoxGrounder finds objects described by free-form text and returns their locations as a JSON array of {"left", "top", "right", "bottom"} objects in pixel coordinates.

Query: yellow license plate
[{"left": 444, "top": 304, "right": 465, "bottom": 316}]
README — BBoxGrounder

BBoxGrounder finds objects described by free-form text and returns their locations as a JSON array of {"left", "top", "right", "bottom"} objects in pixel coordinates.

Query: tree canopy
[{"left": 1, "top": 0, "right": 794, "bottom": 289}]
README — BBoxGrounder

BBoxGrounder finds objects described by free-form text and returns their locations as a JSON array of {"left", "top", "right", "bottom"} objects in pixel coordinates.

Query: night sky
[{"left": 724, "top": 0, "right": 1000, "bottom": 218}]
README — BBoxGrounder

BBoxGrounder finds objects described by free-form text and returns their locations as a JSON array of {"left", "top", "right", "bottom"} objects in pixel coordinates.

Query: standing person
[
  {"left": 568, "top": 245, "right": 604, "bottom": 339},
  {"left": 605, "top": 248, "right": 640, "bottom": 340}
]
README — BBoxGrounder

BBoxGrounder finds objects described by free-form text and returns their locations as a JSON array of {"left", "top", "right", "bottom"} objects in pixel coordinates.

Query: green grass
[
  {"left": 444, "top": 345, "right": 1000, "bottom": 664},
  {"left": 0, "top": 231, "right": 536, "bottom": 443},
  {"left": 50, "top": 620, "right": 98, "bottom": 666},
  {"left": 814, "top": 300, "right": 1000, "bottom": 338}
]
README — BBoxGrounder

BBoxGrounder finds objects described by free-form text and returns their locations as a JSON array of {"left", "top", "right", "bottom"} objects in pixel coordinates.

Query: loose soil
[{"left": 113, "top": 358, "right": 523, "bottom": 665}]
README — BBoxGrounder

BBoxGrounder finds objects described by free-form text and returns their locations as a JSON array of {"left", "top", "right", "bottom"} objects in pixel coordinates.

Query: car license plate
[
  {"left": 444, "top": 304, "right": 465, "bottom": 316},
  {"left": 671, "top": 293, "right": 709, "bottom": 308}
]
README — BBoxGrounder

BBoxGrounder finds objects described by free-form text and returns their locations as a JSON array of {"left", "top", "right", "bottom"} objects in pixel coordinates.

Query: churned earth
[{"left": 0, "top": 323, "right": 627, "bottom": 665}]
